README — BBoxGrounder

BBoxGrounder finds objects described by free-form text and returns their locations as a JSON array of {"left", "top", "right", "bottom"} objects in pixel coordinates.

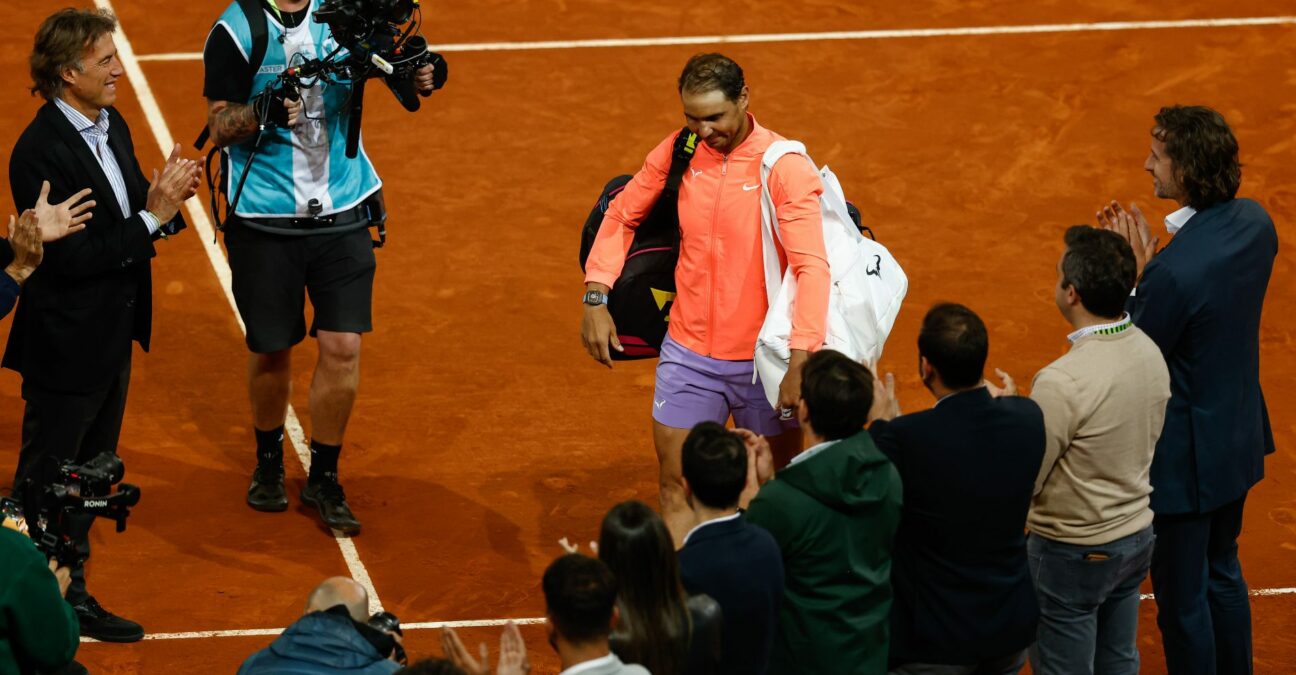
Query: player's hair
[
  {"left": 678, "top": 53, "right": 745, "bottom": 101},
  {"left": 29, "top": 8, "right": 118, "bottom": 101},
  {"left": 599, "top": 501, "right": 690, "bottom": 674},
  {"left": 542, "top": 554, "right": 618, "bottom": 644},
  {"left": 1153, "top": 105, "right": 1241, "bottom": 211},
  {"left": 681, "top": 422, "right": 747, "bottom": 509},
  {"left": 918, "top": 303, "right": 988, "bottom": 389},
  {"left": 800, "top": 350, "right": 874, "bottom": 441},
  {"left": 1061, "top": 225, "right": 1136, "bottom": 319}
]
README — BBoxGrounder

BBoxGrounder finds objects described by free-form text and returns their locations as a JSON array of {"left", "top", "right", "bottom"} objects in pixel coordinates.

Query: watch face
[{"left": 584, "top": 291, "right": 604, "bottom": 305}]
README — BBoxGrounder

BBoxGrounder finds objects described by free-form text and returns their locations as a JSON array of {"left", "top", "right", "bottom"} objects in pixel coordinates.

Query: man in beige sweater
[{"left": 1026, "top": 226, "right": 1170, "bottom": 675}]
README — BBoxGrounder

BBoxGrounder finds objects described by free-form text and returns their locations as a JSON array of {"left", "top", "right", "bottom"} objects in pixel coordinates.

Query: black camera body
[{"left": 0, "top": 453, "right": 141, "bottom": 567}]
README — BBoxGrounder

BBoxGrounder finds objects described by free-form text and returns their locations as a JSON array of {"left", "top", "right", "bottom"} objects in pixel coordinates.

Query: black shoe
[
  {"left": 39, "top": 660, "right": 88, "bottom": 675},
  {"left": 301, "top": 475, "right": 361, "bottom": 536},
  {"left": 73, "top": 596, "right": 143, "bottom": 643},
  {"left": 247, "top": 465, "right": 288, "bottom": 512}
]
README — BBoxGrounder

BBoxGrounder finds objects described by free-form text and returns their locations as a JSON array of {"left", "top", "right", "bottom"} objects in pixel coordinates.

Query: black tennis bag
[{"left": 579, "top": 129, "right": 697, "bottom": 359}]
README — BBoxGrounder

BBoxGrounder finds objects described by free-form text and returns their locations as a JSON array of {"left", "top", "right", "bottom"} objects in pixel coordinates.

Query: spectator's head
[
  {"left": 798, "top": 350, "right": 873, "bottom": 442},
  {"left": 1057, "top": 225, "right": 1136, "bottom": 323},
  {"left": 1148, "top": 105, "right": 1241, "bottom": 210},
  {"left": 395, "top": 660, "right": 465, "bottom": 675},
  {"left": 678, "top": 53, "right": 750, "bottom": 154},
  {"left": 917, "top": 303, "right": 988, "bottom": 392},
  {"left": 681, "top": 422, "right": 747, "bottom": 511},
  {"left": 305, "top": 577, "right": 369, "bottom": 622},
  {"left": 30, "top": 8, "right": 120, "bottom": 106},
  {"left": 543, "top": 553, "right": 618, "bottom": 649},
  {"left": 598, "top": 501, "right": 690, "bottom": 674}
]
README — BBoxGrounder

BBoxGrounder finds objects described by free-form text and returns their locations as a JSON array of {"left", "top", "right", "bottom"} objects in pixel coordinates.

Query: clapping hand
[
  {"left": 443, "top": 623, "right": 531, "bottom": 675},
  {"left": 32, "top": 181, "right": 93, "bottom": 242},
  {"left": 5, "top": 210, "right": 43, "bottom": 285},
  {"left": 145, "top": 144, "right": 201, "bottom": 224},
  {"left": 984, "top": 368, "right": 1018, "bottom": 397},
  {"left": 867, "top": 360, "right": 900, "bottom": 423},
  {"left": 735, "top": 428, "right": 774, "bottom": 508},
  {"left": 1097, "top": 201, "right": 1159, "bottom": 278}
]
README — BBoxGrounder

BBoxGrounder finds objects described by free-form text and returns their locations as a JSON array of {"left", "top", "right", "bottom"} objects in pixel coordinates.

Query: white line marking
[
  {"left": 82, "top": 588, "right": 1296, "bottom": 642},
  {"left": 95, "top": 0, "right": 383, "bottom": 616},
  {"left": 134, "top": 15, "right": 1296, "bottom": 60}
]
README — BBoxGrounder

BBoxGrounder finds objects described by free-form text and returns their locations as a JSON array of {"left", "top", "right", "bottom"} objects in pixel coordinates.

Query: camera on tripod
[{"left": 0, "top": 453, "right": 141, "bottom": 567}]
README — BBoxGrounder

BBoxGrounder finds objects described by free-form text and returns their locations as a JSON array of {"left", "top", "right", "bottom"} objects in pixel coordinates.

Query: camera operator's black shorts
[{"left": 224, "top": 219, "right": 377, "bottom": 354}]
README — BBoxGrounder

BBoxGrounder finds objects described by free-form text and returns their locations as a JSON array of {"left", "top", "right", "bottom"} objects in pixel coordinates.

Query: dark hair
[
  {"left": 799, "top": 350, "right": 873, "bottom": 441},
  {"left": 30, "top": 8, "right": 118, "bottom": 101},
  {"left": 542, "top": 554, "right": 618, "bottom": 644},
  {"left": 917, "top": 304, "right": 988, "bottom": 389},
  {"left": 677, "top": 53, "right": 745, "bottom": 101},
  {"left": 598, "top": 501, "right": 690, "bottom": 675},
  {"left": 681, "top": 422, "right": 747, "bottom": 509},
  {"left": 1061, "top": 225, "right": 1136, "bottom": 318},
  {"left": 394, "top": 659, "right": 466, "bottom": 675},
  {"left": 1153, "top": 105, "right": 1241, "bottom": 210}
]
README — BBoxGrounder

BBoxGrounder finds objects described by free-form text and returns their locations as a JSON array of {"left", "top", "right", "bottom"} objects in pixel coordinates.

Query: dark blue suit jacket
[
  {"left": 870, "top": 388, "right": 1044, "bottom": 666},
  {"left": 1130, "top": 198, "right": 1277, "bottom": 515},
  {"left": 679, "top": 515, "right": 784, "bottom": 675}
]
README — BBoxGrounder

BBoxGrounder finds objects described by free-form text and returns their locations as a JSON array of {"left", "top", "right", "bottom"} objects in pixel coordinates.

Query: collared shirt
[
  {"left": 788, "top": 439, "right": 837, "bottom": 467},
  {"left": 560, "top": 654, "right": 618, "bottom": 675},
  {"left": 681, "top": 511, "right": 741, "bottom": 547},
  {"left": 53, "top": 97, "right": 159, "bottom": 234},
  {"left": 1067, "top": 313, "right": 1133, "bottom": 344},
  {"left": 1164, "top": 205, "right": 1197, "bottom": 234}
]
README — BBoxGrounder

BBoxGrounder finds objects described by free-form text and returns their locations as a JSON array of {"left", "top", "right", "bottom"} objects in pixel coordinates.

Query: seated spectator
[
  {"left": 599, "top": 501, "right": 722, "bottom": 675},
  {"left": 0, "top": 523, "right": 78, "bottom": 675},
  {"left": 545, "top": 553, "right": 650, "bottom": 675},
  {"left": 741, "top": 350, "right": 902, "bottom": 675},
  {"left": 1026, "top": 227, "right": 1168, "bottom": 674},
  {"left": 868, "top": 303, "right": 1044, "bottom": 674},
  {"left": 238, "top": 577, "right": 403, "bottom": 674},
  {"left": 441, "top": 622, "right": 530, "bottom": 675},
  {"left": 678, "top": 422, "right": 784, "bottom": 675}
]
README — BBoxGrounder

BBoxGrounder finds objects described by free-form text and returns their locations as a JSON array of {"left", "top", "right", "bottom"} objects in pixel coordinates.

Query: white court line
[
  {"left": 95, "top": 0, "right": 384, "bottom": 616},
  {"left": 133, "top": 15, "right": 1296, "bottom": 60},
  {"left": 81, "top": 588, "right": 1296, "bottom": 642}
]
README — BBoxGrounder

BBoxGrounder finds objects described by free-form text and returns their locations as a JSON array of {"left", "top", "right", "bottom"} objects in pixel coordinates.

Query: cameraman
[
  {"left": 238, "top": 577, "right": 403, "bottom": 674},
  {"left": 0, "top": 521, "right": 78, "bottom": 674},
  {"left": 202, "top": 0, "right": 440, "bottom": 534}
]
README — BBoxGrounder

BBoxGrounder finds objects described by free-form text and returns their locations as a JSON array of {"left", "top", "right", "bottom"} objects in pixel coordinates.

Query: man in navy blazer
[
  {"left": 678, "top": 422, "right": 784, "bottom": 675},
  {"left": 1100, "top": 105, "right": 1277, "bottom": 675},
  {"left": 868, "top": 303, "right": 1045, "bottom": 674}
]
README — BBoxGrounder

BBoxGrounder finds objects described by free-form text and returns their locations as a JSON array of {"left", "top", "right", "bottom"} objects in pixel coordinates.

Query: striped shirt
[{"left": 53, "top": 97, "right": 159, "bottom": 234}]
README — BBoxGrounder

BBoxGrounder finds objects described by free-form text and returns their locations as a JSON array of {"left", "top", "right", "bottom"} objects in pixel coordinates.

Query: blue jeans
[{"left": 1027, "top": 526, "right": 1155, "bottom": 675}]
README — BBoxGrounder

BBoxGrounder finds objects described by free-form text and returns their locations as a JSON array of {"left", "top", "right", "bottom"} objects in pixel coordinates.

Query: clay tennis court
[{"left": 0, "top": 0, "right": 1292, "bottom": 671}]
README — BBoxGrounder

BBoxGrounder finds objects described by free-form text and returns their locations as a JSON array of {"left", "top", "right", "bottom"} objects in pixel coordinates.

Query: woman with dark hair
[{"left": 599, "top": 501, "right": 722, "bottom": 675}]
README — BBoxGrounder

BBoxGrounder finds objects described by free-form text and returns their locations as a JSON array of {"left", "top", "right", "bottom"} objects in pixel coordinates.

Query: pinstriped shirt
[{"left": 53, "top": 97, "right": 159, "bottom": 234}]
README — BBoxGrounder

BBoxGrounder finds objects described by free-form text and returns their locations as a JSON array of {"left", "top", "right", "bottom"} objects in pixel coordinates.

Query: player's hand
[
  {"left": 1097, "top": 200, "right": 1159, "bottom": 278},
  {"left": 777, "top": 350, "right": 809, "bottom": 419},
  {"left": 146, "top": 144, "right": 201, "bottom": 223},
  {"left": 32, "top": 181, "right": 93, "bottom": 242},
  {"left": 984, "top": 368, "right": 1018, "bottom": 397},
  {"left": 415, "top": 63, "right": 437, "bottom": 96},
  {"left": 5, "top": 210, "right": 43, "bottom": 285},
  {"left": 581, "top": 293, "right": 622, "bottom": 368},
  {"left": 49, "top": 559, "right": 72, "bottom": 598}
]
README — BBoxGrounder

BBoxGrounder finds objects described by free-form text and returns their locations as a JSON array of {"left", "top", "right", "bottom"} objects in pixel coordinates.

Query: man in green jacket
[
  {"left": 740, "top": 350, "right": 902, "bottom": 674},
  {"left": 0, "top": 525, "right": 79, "bottom": 674}
]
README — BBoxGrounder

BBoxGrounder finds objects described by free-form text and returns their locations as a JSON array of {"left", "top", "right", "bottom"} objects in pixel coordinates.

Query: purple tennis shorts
[{"left": 653, "top": 333, "right": 792, "bottom": 436}]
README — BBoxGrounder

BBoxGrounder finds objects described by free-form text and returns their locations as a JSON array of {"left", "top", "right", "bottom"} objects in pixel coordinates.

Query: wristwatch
[{"left": 582, "top": 290, "right": 609, "bottom": 306}]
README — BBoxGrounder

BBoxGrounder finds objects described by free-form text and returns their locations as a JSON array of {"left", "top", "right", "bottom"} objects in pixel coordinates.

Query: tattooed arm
[{"left": 207, "top": 100, "right": 259, "bottom": 148}]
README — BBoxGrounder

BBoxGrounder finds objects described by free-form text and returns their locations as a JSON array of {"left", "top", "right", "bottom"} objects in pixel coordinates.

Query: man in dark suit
[
  {"left": 7, "top": 8, "right": 199, "bottom": 644},
  {"left": 869, "top": 303, "right": 1045, "bottom": 674},
  {"left": 678, "top": 421, "right": 784, "bottom": 675},
  {"left": 1099, "top": 105, "right": 1277, "bottom": 675}
]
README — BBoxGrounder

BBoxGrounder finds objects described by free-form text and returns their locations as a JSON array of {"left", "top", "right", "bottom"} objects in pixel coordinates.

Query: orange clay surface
[{"left": 0, "top": 0, "right": 1293, "bottom": 672}]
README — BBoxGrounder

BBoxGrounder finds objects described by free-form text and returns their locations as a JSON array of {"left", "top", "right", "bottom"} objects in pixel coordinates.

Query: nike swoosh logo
[
  {"left": 742, "top": 184, "right": 760, "bottom": 191},
  {"left": 654, "top": 399, "right": 666, "bottom": 409},
  {"left": 690, "top": 169, "right": 703, "bottom": 177}
]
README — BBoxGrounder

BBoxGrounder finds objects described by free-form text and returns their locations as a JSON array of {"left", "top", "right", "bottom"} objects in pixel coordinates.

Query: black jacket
[
  {"left": 5, "top": 101, "right": 181, "bottom": 392},
  {"left": 1129, "top": 198, "right": 1277, "bottom": 515},
  {"left": 870, "top": 388, "right": 1045, "bottom": 666}
]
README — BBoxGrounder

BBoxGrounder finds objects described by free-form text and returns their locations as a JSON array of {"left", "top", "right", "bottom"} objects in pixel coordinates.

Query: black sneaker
[
  {"left": 301, "top": 476, "right": 361, "bottom": 536},
  {"left": 73, "top": 596, "right": 143, "bottom": 643},
  {"left": 247, "top": 465, "right": 288, "bottom": 512}
]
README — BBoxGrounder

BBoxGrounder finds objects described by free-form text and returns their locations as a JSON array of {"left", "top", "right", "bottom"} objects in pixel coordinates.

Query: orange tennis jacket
[{"left": 584, "top": 116, "right": 830, "bottom": 361}]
